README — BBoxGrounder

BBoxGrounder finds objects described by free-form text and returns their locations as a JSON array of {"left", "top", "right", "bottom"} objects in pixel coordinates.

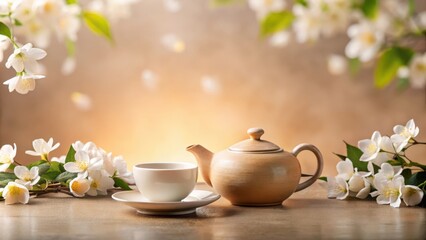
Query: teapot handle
[{"left": 291, "top": 143, "right": 324, "bottom": 192}]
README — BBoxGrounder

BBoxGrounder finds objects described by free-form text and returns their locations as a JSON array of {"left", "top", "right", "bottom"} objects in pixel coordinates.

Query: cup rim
[{"left": 133, "top": 162, "right": 197, "bottom": 171}]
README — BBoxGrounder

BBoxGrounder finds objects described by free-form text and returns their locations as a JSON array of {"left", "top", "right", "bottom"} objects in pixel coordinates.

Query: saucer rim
[
  {"left": 111, "top": 189, "right": 220, "bottom": 204},
  {"left": 112, "top": 189, "right": 220, "bottom": 215}
]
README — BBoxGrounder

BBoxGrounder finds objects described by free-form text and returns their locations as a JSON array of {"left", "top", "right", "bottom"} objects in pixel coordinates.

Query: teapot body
[
  {"left": 187, "top": 128, "right": 324, "bottom": 206},
  {"left": 210, "top": 150, "right": 301, "bottom": 206}
]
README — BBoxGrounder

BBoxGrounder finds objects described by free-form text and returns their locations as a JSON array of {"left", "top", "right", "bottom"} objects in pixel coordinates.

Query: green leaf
[
  {"left": 348, "top": 58, "right": 361, "bottom": 76},
  {"left": 371, "top": 163, "right": 380, "bottom": 174},
  {"left": 209, "top": 0, "right": 242, "bottom": 7},
  {"left": 345, "top": 142, "right": 368, "bottom": 172},
  {"left": 295, "top": 0, "right": 308, "bottom": 7},
  {"left": 41, "top": 162, "right": 64, "bottom": 181},
  {"left": 37, "top": 163, "right": 51, "bottom": 175},
  {"left": 0, "top": 179, "right": 15, "bottom": 187},
  {"left": 82, "top": 11, "right": 113, "bottom": 42},
  {"left": 408, "top": 0, "right": 415, "bottom": 16},
  {"left": 0, "top": 21, "right": 11, "bottom": 39},
  {"left": 66, "top": 39, "right": 76, "bottom": 57},
  {"left": 401, "top": 169, "right": 412, "bottom": 182},
  {"left": 27, "top": 161, "right": 50, "bottom": 175},
  {"left": 27, "top": 160, "right": 48, "bottom": 168},
  {"left": 361, "top": 0, "right": 379, "bottom": 19},
  {"left": 0, "top": 172, "right": 17, "bottom": 181},
  {"left": 318, "top": 176, "right": 327, "bottom": 182},
  {"left": 374, "top": 47, "right": 414, "bottom": 88},
  {"left": 397, "top": 77, "right": 410, "bottom": 91},
  {"left": 260, "top": 11, "right": 294, "bottom": 37},
  {"left": 406, "top": 172, "right": 426, "bottom": 186},
  {"left": 41, "top": 171, "right": 61, "bottom": 181},
  {"left": 113, "top": 177, "right": 132, "bottom": 190},
  {"left": 65, "top": 145, "right": 76, "bottom": 163},
  {"left": 66, "top": 0, "right": 78, "bottom": 4},
  {"left": 48, "top": 161, "right": 65, "bottom": 173},
  {"left": 6, "top": 163, "right": 16, "bottom": 171},
  {"left": 55, "top": 172, "right": 77, "bottom": 182},
  {"left": 333, "top": 153, "right": 346, "bottom": 160},
  {"left": 14, "top": 19, "right": 23, "bottom": 26}
]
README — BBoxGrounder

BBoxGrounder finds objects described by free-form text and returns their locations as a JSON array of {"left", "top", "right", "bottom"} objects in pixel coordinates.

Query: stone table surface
[{"left": 0, "top": 183, "right": 425, "bottom": 240}]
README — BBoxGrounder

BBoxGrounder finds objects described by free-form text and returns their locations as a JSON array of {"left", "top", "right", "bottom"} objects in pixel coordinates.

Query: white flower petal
[
  {"left": 356, "top": 182, "right": 371, "bottom": 199},
  {"left": 376, "top": 194, "right": 390, "bottom": 205},
  {"left": 64, "top": 162, "right": 82, "bottom": 173},
  {"left": 390, "top": 197, "right": 401, "bottom": 208},
  {"left": 402, "top": 185, "right": 424, "bottom": 206},
  {"left": 336, "top": 159, "right": 353, "bottom": 181},
  {"left": 25, "top": 150, "right": 40, "bottom": 156},
  {"left": 69, "top": 177, "right": 90, "bottom": 197},
  {"left": 75, "top": 151, "right": 90, "bottom": 163},
  {"left": 3, "top": 76, "right": 19, "bottom": 92},
  {"left": 348, "top": 174, "right": 365, "bottom": 193},
  {"left": 26, "top": 47, "right": 47, "bottom": 60},
  {"left": 14, "top": 166, "right": 29, "bottom": 179},
  {"left": 29, "top": 166, "right": 39, "bottom": 179},
  {"left": 32, "top": 139, "right": 45, "bottom": 154}
]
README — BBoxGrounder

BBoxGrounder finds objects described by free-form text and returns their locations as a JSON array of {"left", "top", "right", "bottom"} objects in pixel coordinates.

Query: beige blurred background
[{"left": 1, "top": 0, "right": 426, "bottom": 178}]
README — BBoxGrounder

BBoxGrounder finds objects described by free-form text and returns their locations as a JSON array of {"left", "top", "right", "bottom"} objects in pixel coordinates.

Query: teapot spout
[{"left": 186, "top": 144, "right": 213, "bottom": 187}]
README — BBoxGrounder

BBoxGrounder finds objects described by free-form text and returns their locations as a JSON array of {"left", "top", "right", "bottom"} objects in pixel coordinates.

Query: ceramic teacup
[{"left": 133, "top": 162, "right": 198, "bottom": 202}]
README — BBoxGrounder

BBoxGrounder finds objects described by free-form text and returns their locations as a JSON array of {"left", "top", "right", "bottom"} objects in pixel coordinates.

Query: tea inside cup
[{"left": 133, "top": 162, "right": 198, "bottom": 202}]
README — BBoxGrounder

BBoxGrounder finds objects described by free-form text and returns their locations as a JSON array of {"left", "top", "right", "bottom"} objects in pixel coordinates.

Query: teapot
[{"left": 187, "top": 128, "right": 323, "bottom": 206}]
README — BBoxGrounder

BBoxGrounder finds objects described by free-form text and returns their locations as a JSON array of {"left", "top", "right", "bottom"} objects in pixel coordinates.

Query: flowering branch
[
  {"left": 0, "top": 0, "right": 139, "bottom": 95},
  {"left": 0, "top": 138, "right": 134, "bottom": 205},
  {"left": 239, "top": 0, "right": 426, "bottom": 91},
  {"left": 324, "top": 119, "right": 426, "bottom": 208}
]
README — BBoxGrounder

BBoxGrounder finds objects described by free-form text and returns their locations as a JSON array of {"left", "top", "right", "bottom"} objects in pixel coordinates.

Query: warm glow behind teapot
[{"left": 187, "top": 128, "right": 323, "bottom": 206}]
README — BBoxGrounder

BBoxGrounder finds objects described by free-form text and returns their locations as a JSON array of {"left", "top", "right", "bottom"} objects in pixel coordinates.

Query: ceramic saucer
[{"left": 112, "top": 190, "right": 220, "bottom": 216}]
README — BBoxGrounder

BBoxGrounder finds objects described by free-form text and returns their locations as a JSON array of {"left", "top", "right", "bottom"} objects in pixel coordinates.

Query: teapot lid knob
[{"left": 247, "top": 128, "right": 264, "bottom": 140}]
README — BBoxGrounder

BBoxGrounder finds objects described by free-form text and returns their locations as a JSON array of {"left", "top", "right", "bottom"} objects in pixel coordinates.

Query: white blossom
[
  {"left": 402, "top": 185, "right": 424, "bottom": 207},
  {"left": 87, "top": 0, "right": 139, "bottom": 22},
  {"left": 292, "top": 4, "right": 322, "bottom": 43},
  {"left": 345, "top": 22, "right": 384, "bottom": 62},
  {"left": 3, "top": 73, "right": 44, "bottom": 94},
  {"left": 408, "top": 53, "right": 426, "bottom": 89},
  {"left": 53, "top": 4, "right": 81, "bottom": 41},
  {"left": 0, "top": 144, "right": 17, "bottom": 172},
  {"left": 374, "top": 163, "right": 402, "bottom": 183},
  {"left": 51, "top": 155, "right": 65, "bottom": 164},
  {"left": 248, "top": 0, "right": 286, "bottom": 19},
  {"left": 335, "top": 158, "right": 371, "bottom": 198},
  {"left": 25, "top": 137, "right": 60, "bottom": 160},
  {"left": 0, "top": 35, "right": 10, "bottom": 62},
  {"left": 86, "top": 170, "right": 114, "bottom": 196},
  {"left": 14, "top": 166, "right": 40, "bottom": 189},
  {"left": 327, "top": 176, "right": 349, "bottom": 200},
  {"left": 348, "top": 173, "right": 371, "bottom": 199},
  {"left": 102, "top": 153, "right": 134, "bottom": 184},
  {"left": 5, "top": 43, "right": 47, "bottom": 73},
  {"left": 370, "top": 175, "right": 404, "bottom": 208},
  {"left": 64, "top": 151, "right": 102, "bottom": 178},
  {"left": 358, "top": 131, "right": 382, "bottom": 162},
  {"left": 69, "top": 176, "right": 90, "bottom": 197},
  {"left": 2, "top": 182, "right": 29, "bottom": 205},
  {"left": 391, "top": 119, "right": 419, "bottom": 152}
]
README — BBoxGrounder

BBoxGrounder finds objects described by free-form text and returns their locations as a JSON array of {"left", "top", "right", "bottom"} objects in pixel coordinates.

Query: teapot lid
[{"left": 229, "top": 128, "right": 282, "bottom": 153}]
